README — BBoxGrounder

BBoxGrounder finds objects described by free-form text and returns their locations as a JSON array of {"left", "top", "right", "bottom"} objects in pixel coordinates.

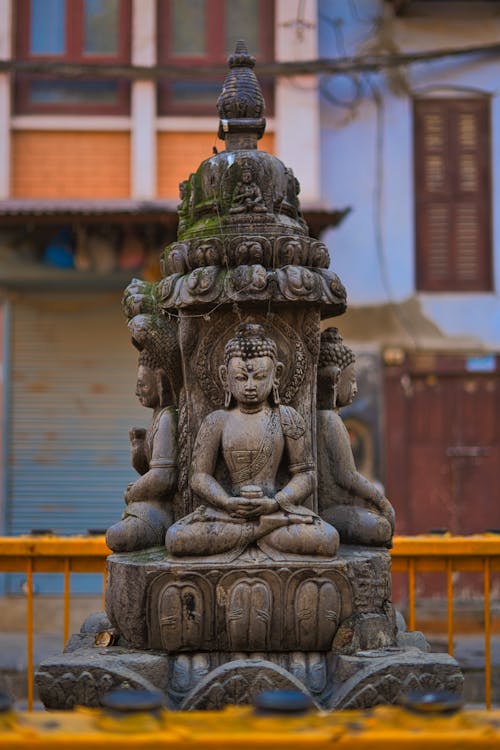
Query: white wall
[{"left": 319, "top": 0, "right": 500, "bottom": 348}]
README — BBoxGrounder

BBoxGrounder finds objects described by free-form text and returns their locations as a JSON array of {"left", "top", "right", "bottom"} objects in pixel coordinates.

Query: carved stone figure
[
  {"left": 166, "top": 323, "right": 339, "bottom": 560},
  {"left": 164, "top": 242, "right": 189, "bottom": 275},
  {"left": 229, "top": 162, "right": 267, "bottom": 214},
  {"left": 36, "top": 39, "right": 462, "bottom": 714},
  {"left": 106, "top": 314, "right": 181, "bottom": 552},
  {"left": 277, "top": 237, "right": 306, "bottom": 266},
  {"left": 317, "top": 328, "right": 395, "bottom": 547}
]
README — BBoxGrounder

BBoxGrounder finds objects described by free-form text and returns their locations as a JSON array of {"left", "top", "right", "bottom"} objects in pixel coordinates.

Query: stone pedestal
[
  {"left": 106, "top": 546, "right": 395, "bottom": 654},
  {"left": 36, "top": 545, "right": 463, "bottom": 710}
]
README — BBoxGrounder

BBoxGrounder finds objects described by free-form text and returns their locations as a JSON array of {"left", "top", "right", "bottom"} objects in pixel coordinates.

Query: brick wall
[{"left": 12, "top": 132, "right": 131, "bottom": 198}]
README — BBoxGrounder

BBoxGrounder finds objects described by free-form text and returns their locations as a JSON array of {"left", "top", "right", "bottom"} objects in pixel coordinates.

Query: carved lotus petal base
[{"left": 105, "top": 545, "right": 395, "bottom": 653}]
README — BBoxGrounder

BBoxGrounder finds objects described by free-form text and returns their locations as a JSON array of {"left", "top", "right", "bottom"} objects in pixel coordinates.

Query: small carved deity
[
  {"left": 229, "top": 163, "right": 267, "bottom": 214},
  {"left": 106, "top": 317, "right": 180, "bottom": 553},
  {"left": 166, "top": 323, "right": 339, "bottom": 560},
  {"left": 317, "top": 328, "right": 395, "bottom": 547}
]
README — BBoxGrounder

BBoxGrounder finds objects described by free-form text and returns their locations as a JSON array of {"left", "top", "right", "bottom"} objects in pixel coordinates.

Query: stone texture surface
[
  {"left": 35, "top": 643, "right": 462, "bottom": 711},
  {"left": 106, "top": 545, "right": 395, "bottom": 653}
]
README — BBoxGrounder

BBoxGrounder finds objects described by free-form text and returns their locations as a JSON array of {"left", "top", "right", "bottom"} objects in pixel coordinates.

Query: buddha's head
[
  {"left": 129, "top": 313, "right": 182, "bottom": 408},
  {"left": 135, "top": 349, "right": 172, "bottom": 409},
  {"left": 220, "top": 323, "right": 283, "bottom": 409},
  {"left": 318, "top": 327, "right": 357, "bottom": 410}
]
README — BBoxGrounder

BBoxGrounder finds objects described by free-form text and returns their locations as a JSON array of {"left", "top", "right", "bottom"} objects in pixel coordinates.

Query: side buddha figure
[
  {"left": 166, "top": 323, "right": 339, "bottom": 561},
  {"left": 106, "top": 315, "right": 180, "bottom": 552},
  {"left": 317, "top": 328, "right": 395, "bottom": 547}
]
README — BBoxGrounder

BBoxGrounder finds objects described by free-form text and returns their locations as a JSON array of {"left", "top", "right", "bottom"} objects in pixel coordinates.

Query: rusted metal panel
[
  {"left": 7, "top": 294, "right": 144, "bottom": 545},
  {"left": 384, "top": 361, "right": 500, "bottom": 536}
]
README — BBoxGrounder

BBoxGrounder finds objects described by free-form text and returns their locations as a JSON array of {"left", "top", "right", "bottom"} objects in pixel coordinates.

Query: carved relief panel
[
  {"left": 146, "top": 563, "right": 354, "bottom": 654},
  {"left": 177, "top": 306, "right": 321, "bottom": 517}
]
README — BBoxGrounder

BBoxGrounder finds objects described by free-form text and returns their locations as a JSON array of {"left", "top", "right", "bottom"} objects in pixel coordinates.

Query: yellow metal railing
[
  {"left": 0, "top": 534, "right": 499, "bottom": 710},
  {"left": 0, "top": 536, "right": 108, "bottom": 710},
  {"left": 391, "top": 534, "right": 500, "bottom": 709},
  {"left": 2, "top": 704, "right": 500, "bottom": 748}
]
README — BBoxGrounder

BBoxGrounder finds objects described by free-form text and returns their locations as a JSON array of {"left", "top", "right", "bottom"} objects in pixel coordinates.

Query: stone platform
[
  {"left": 35, "top": 546, "right": 463, "bottom": 710},
  {"left": 105, "top": 545, "right": 396, "bottom": 654},
  {"left": 35, "top": 630, "right": 462, "bottom": 710}
]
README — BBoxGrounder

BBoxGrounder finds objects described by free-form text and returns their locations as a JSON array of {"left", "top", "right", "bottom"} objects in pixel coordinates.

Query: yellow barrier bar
[
  {"left": 447, "top": 557, "right": 454, "bottom": 657},
  {"left": 392, "top": 534, "right": 500, "bottom": 559},
  {"left": 25, "top": 557, "right": 33, "bottom": 712},
  {"left": 0, "top": 534, "right": 498, "bottom": 568},
  {"left": 484, "top": 557, "right": 491, "bottom": 710},
  {"left": 0, "top": 532, "right": 498, "bottom": 714},
  {"left": 1, "top": 705, "right": 500, "bottom": 749},
  {"left": 63, "top": 557, "right": 71, "bottom": 647},
  {"left": 0, "top": 535, "right": 110, "bottom": 573}
]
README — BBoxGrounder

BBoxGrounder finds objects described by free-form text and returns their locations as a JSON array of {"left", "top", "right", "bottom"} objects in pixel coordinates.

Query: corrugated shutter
[
  {"left": 414, "top": 97, "right": 492, "bottom": 292},
  {"left": 7, "top": 293, "right": 145, "bottom": 538}
]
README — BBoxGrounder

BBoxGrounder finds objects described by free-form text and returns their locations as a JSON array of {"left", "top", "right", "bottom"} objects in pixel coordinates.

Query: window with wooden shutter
[{"left": 414, "top": 97, "right": 492, "bottom": 292}]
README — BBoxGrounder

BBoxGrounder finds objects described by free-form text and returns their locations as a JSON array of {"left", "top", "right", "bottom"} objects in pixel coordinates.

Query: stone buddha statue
[
  {"left": 106, "top": 315, "right": 180, "bottom": 553},
  {"left": 317, "top": 328, "right": 395, "bottom": 547},
  {"left": 166, "top": 323, "right": 339, "bottom": 561}
]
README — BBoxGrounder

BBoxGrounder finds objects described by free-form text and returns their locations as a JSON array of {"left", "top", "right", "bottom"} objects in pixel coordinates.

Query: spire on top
[
  {"left": 228, "top": 39, "right": 255, "bottom": 68},
  {"left": 216, "top": 40, "right": 266, "bottom": 151}
]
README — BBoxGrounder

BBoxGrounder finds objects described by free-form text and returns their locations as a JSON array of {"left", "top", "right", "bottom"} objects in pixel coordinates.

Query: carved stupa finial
[{"left": 217, "top": 40, "right": 266, "bottom": 151}]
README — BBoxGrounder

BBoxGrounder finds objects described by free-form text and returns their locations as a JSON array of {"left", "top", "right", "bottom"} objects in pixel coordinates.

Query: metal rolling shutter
[{"left": 7, "top": 293, "right": 145, "bottom": 538}]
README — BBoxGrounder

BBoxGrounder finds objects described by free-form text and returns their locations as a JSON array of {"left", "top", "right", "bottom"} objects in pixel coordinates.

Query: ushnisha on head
[
  {"left": 318, "top": 328, "right": 357, "bottom": 410},
  {"left": 220, "top": 323, "right": 283, "bottom": 409}
]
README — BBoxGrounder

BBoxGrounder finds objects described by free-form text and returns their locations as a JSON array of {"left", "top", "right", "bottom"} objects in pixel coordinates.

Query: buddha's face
[
  {"left": 317, "top": 361, "right": 357, "bottom": 409},
  {"left": 223, "top": 355, "right": 276, "bottom": 407},
  {"left": 337, "top": 362, "right": 358, "bottom": 407},
  {"left": 136, "top": 365, "right": 160, "bottom": 409}
]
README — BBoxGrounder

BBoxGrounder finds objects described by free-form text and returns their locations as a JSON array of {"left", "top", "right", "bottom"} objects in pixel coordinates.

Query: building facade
[
  {"left": 319, "top": 0, "right": 500, "bottom": 535},
  {"left": 0, "top": 0, "right": 340, "bottom": 584},
  {"left": 2, "top": 0, "right": 496, "bottom": 582}
]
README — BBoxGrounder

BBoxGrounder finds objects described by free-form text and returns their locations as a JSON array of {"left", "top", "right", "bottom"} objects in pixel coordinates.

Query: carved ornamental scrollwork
[
  {"left": 161, "top": 235, "right": 330, "bottom": 273},
  {"left": 157, "top": 265, "right": 345, "bottom": 313}
]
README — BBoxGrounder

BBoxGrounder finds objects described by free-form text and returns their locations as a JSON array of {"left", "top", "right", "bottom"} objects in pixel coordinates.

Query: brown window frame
[
  {"left": 157, "top": 0, "right": 274, "bottom": 116},
  {"left": 414, "top": 96, "right": 493, "bottom": 292},
  {"left": 14, "top": 0, "right": 131, "bottom": 115}
]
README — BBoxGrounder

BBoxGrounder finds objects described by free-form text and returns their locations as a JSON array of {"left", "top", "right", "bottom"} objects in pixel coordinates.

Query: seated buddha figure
[
  {"left": 106, "top": 316, "right": 180, "bottom": 552},
  {"left": 166, "top": 323, "right": 339, "bottom": 560},
  {"left": 317, "top": 328, "right": 395, "bottom": 547}
]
